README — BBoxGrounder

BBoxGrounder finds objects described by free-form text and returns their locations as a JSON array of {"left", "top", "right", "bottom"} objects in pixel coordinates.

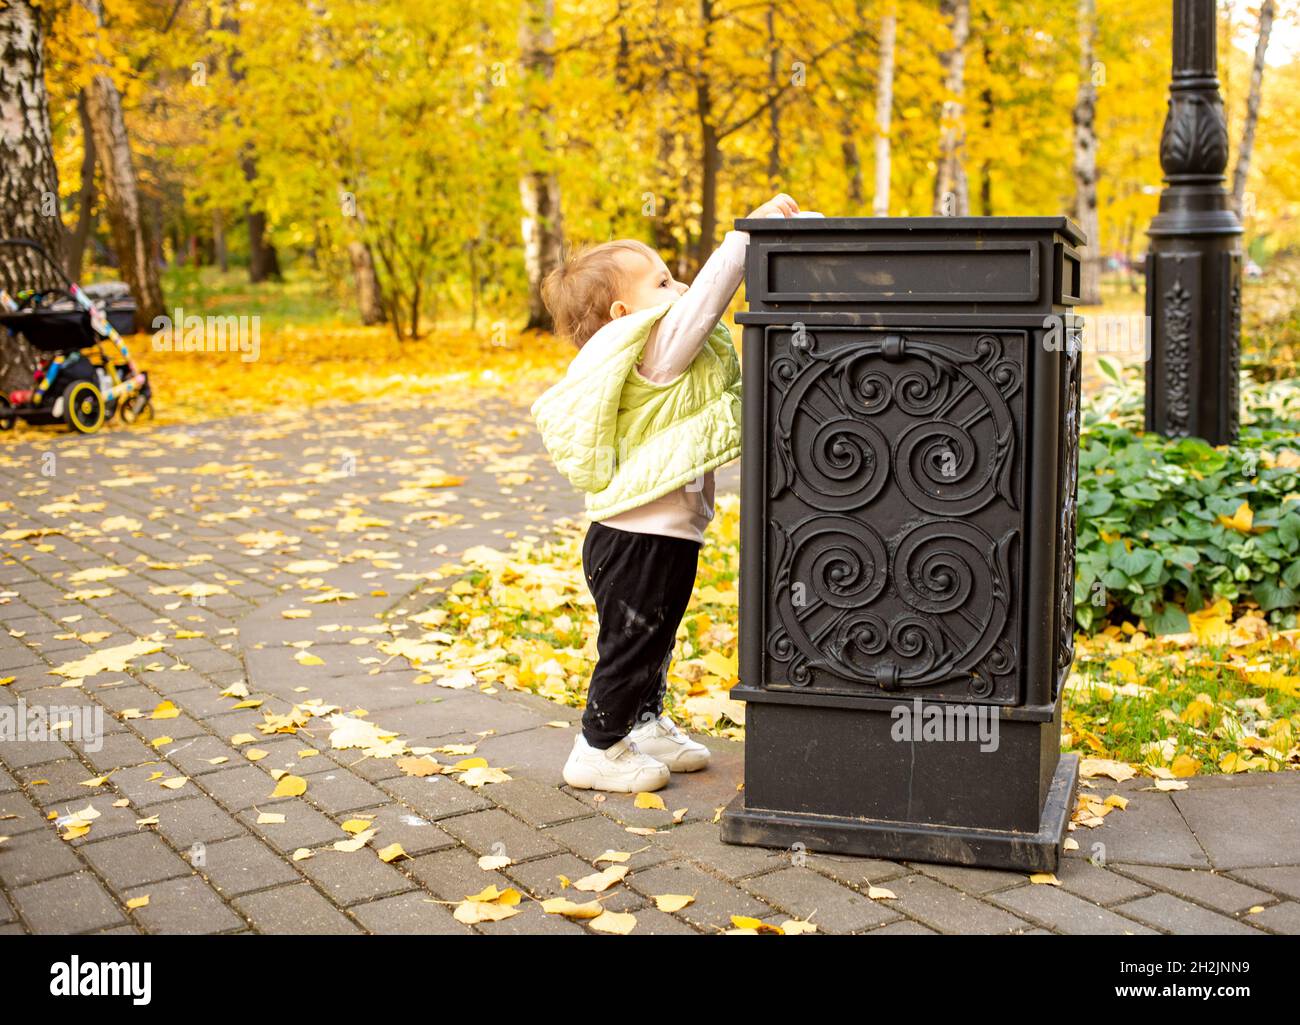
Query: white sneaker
[
  {"left": 627, "top": 715, "right": 711, "bottom": 772},
  {"left": 562, "top": 735, "right": 670, "bottom": 793}
]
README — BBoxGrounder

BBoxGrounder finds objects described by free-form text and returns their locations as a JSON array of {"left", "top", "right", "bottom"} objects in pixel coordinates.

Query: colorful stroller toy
[{"left": 0, "top": 239, "right": 151, "bottom": 434}]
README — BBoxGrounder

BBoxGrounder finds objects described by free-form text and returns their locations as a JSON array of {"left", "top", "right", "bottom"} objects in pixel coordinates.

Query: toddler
[{"left": 532, "top": 193, "right": 800, "bottom": 792}]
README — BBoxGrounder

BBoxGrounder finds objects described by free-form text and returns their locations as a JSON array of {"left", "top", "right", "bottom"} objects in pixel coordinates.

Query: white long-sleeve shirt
[{"left": 599, "top": 229, "right": 750, "bottom": 543}]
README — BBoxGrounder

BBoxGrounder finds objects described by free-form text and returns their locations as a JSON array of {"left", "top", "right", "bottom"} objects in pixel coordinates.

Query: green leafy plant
[{"left": 1074, "top": 369, "right": 1300, "bottom": 634}]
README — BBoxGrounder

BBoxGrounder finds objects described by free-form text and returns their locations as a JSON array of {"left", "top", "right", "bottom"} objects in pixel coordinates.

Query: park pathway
[{"left": 0, "top": 395, "right": 1297, "bottom": 935}]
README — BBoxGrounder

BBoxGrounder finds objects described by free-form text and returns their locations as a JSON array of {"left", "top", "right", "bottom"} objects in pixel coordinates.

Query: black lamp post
[{"left": 1145, "top": 0, "right": 1244, "bottom": 445}]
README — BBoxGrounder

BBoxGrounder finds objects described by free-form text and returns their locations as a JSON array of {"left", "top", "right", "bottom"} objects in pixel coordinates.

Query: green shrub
[{"left": 1074, "top": 368, "right": 1300, "bottom": 634}]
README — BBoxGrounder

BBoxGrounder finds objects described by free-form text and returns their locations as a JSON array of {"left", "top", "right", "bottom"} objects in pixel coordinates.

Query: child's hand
[{"left": 747, "top": 193, "right": 800, "bottom": 219}]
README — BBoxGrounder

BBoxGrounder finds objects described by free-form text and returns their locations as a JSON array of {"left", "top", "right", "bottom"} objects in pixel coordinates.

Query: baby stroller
[{"left": 0, "top": 239, "right": 152, "bottom": 434}]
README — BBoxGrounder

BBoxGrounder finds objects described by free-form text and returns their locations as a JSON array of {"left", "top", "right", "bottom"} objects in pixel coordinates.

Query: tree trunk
[
  {"left": 1232, "top": 0, "right": 1275, "bottom": 213},
  {"left": 213, "top": 209, "right": 227, "bottom": 271},
  {"left": 348, "top": 240, "right": 385, "bottom": 325},
  {"left": 1071, "top": 0, "right": 1102, "bottom": 304},
  {"left": 693, "top": 0, "right": 720, "bottom": 274},
  {"left": 66, "top": 88, "right": 97, "bottom": 281},
  {"left": 81, "top": 0, "right": 165, "bottom": 327},
  {"left": 842, "top": 119, "right": 864, "bottom": 208},
  {"left": 0, "top": 0, "right": 65, "bottom": 393},
  {"left": 932, "top": 0, "right": 970, "bottom": 216},
  {"left": 242, "top": 156, "right": 281, "bottom": 283},
  {"left": 766, "top": 5, "right": 781, "bottom": 189},
  {"left": 519, "top": 0, "right": 564, "bottom": 331},
  {"left": 873, "top": 5, "right": 896, "bottom": 216},
  {"left": 246, "top": 210, "right": 281, "bottom": 282},
  {"left": 697, "top": 108, "right": 720, "bottom": 273}
]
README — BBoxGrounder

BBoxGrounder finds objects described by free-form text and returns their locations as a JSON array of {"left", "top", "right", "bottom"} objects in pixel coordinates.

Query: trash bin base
[{"left": 720, "top": 752, "right": 1077, "bottom": 873}]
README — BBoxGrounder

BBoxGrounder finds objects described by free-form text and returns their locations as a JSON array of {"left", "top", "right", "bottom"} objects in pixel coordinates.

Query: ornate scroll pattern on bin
[
  {"left": 767, "top": 331, "right": 1021, "bottom": 698},
  {"left": 1054, "top": 323, "right": 1083, "bottom": 700}
]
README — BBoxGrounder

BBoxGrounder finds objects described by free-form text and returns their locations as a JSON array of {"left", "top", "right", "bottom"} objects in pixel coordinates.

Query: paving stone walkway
[{"left": 0, "top": 397, "right": 1297, "bottom": 935}]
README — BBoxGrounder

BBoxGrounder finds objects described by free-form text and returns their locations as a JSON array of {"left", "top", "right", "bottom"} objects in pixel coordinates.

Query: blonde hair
[{"left": 542, "top": 239, "right": 658, "bottom": 348}]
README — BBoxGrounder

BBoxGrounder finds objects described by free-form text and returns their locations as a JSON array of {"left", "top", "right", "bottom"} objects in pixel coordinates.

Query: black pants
[{"left": 581, "top": 521, "right": 700, "bottom": 749}]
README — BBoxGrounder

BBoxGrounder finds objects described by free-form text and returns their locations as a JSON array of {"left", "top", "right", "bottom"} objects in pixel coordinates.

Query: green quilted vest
[{"left": 530, "top": 301, "right": 742, "bottom": 520}]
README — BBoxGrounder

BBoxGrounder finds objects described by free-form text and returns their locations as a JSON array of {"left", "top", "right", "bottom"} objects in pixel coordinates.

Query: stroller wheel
[
  {"left": 0, "top": 396, "right": 14, "bottom": 431},
  {"left": 119, "top": 392, "right": 152, "bottom": 424},
  {"left": 64, "top": 381, "right": 105, "bottom": 434}
]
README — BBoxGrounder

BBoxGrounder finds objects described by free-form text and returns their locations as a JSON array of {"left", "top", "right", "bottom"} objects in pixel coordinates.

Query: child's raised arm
[{"left": 637, "top": 193, "right": 798, "bottom": 384}]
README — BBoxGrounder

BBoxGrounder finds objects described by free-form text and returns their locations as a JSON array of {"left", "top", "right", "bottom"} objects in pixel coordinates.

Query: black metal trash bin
[{"left": 719, "top": 216, "right": 1085, "bottom": 872}]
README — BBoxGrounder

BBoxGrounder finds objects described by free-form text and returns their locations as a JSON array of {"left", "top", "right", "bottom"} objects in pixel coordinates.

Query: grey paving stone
[
  {"left": 991, "top": 884, "right": 1157, "bottom": 934},
  {"left": 0, "top": 828, "right": 85, "bottom": 889},
  {"left": 130, "top": 712, "right": 208, "bottom": 744},
  {"left": 1054, "top": 856, "right": 1151, "bottom": 906},
  {"left": 1113, "top": 864, "right": 1272, "bottom": 915},
  {"left": 79, "top": 831, "right": 192, "bottom": 890},
  {"left": 0, "top": 738, "right": 76, "bottom": 771},
  {"left": 123, "top": 875, "right": 244, "bottom": 935},
  {"left": 238, "top": 803, "right": 346, "bottom": 854},
  {"left": 196, "top": 764, "right": 285, "bottom": 812},
  {"left": 1072, "top": 790, "right": 1210, "bottom": 868},
  {"left": 883, "top": 874, "right": 1032, "bottom": 934},
  {"left": 801, "top": 851, "right": 910, "bottom": 889},
  {"left": 506, "top": 852, "right": 601, "bottom": 900},
  {"left": 300, "top": 770, "right": 389, "bottom": 815},
  {"left": 1173, "top": 781, "right": 1300, "bottom": 870},
  {"left": 141, "top": 795, "right": 245, "bottom": 848},
  {"left": 80, "top": 730, "right": 159, "bottom": 774},
  {"left": 743, "top": 866, "right": 899, "bottom": 934},
  {"left": 16, "top": 759, "right": 109, "bottom": 804},
  {"left": 235, "top": 882, "right": 362, "bottom": 934},
  {"left": 406, "top": 846, "right": 511, "bottom": 902},
  {"left": 198, "top": 835, "right": 301, "bottom": 897},
  {"left": 615, "top": 907, "right": 701, "bottom": 935},
  {"left": 154, "top": 734, "right": 249, "bottom": 777},
  {"left": 487, "top": 777, "right": 593, "bottom": 827},
  {"left": 348, "top": 891, "right": 471, "bottom": 935},
  {"left": 862, "top": 919, "right": 938, "bottom": 935},
  {"left": 1113, "top": 893, "right": 1263, "bottom": 935},
  {"left": 475, "top": 905, "right": 587, "bottom": 935},
  {"left": 908, "top": 861, "right": 1026, "bottom": 896},
  {"left": 1244, "top": 902, "right": 1300, "bottom": 934},
  {"left": 109, "top": 762, "right": 200, "bottom": 808},
  {"left": 12, "top": 871, "right": 125, "bottom": 934},
  {"left": 378, "top": 775, "right": 493, "bottom": 821},
  {"left": 1229, "top": 866, "right": 1300, "bottom": 902},
  {"left": 0, "top": 790, "right": 53, "bottom": 835},
  {"left": 627, "top": 860, "right": 772, "bottom": 931},
  {"left": 294, "top": 849, "right": 414, "bottom": 907},
  {"left": 544, "top": 814, "right": 676, "bottom": 872},
  {"left": 439, "top": 808, "right": 561, "bottom": 861},
  {"left": 344, "top": 805, "right": 458, "bottom": 858},
  {"left": 660, "top": 820, "right": 787, "bottom": 880}
]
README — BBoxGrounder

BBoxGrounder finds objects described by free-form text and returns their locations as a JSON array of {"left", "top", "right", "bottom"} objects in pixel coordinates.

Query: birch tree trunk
[
  {"left": 1232, "top": 0, "right": 1275, "bottom": 213},
  {"left": 519, "top": 0, "right": 564, "bottom": 331},
  {"left": 81, "top": 0, "right": 165, "bottom": 327},
  {"left": 932, "top": 0, "right": 970, "bottom": 216},
  {"left": 1071, "top": 0, "right": 1103, "bottom": 304},
  {"left": 873, "top": 4, "right": 897, "bottom": 217},
  {"left": 0, "top": 0, "right": 65, "bottom": 392}
]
